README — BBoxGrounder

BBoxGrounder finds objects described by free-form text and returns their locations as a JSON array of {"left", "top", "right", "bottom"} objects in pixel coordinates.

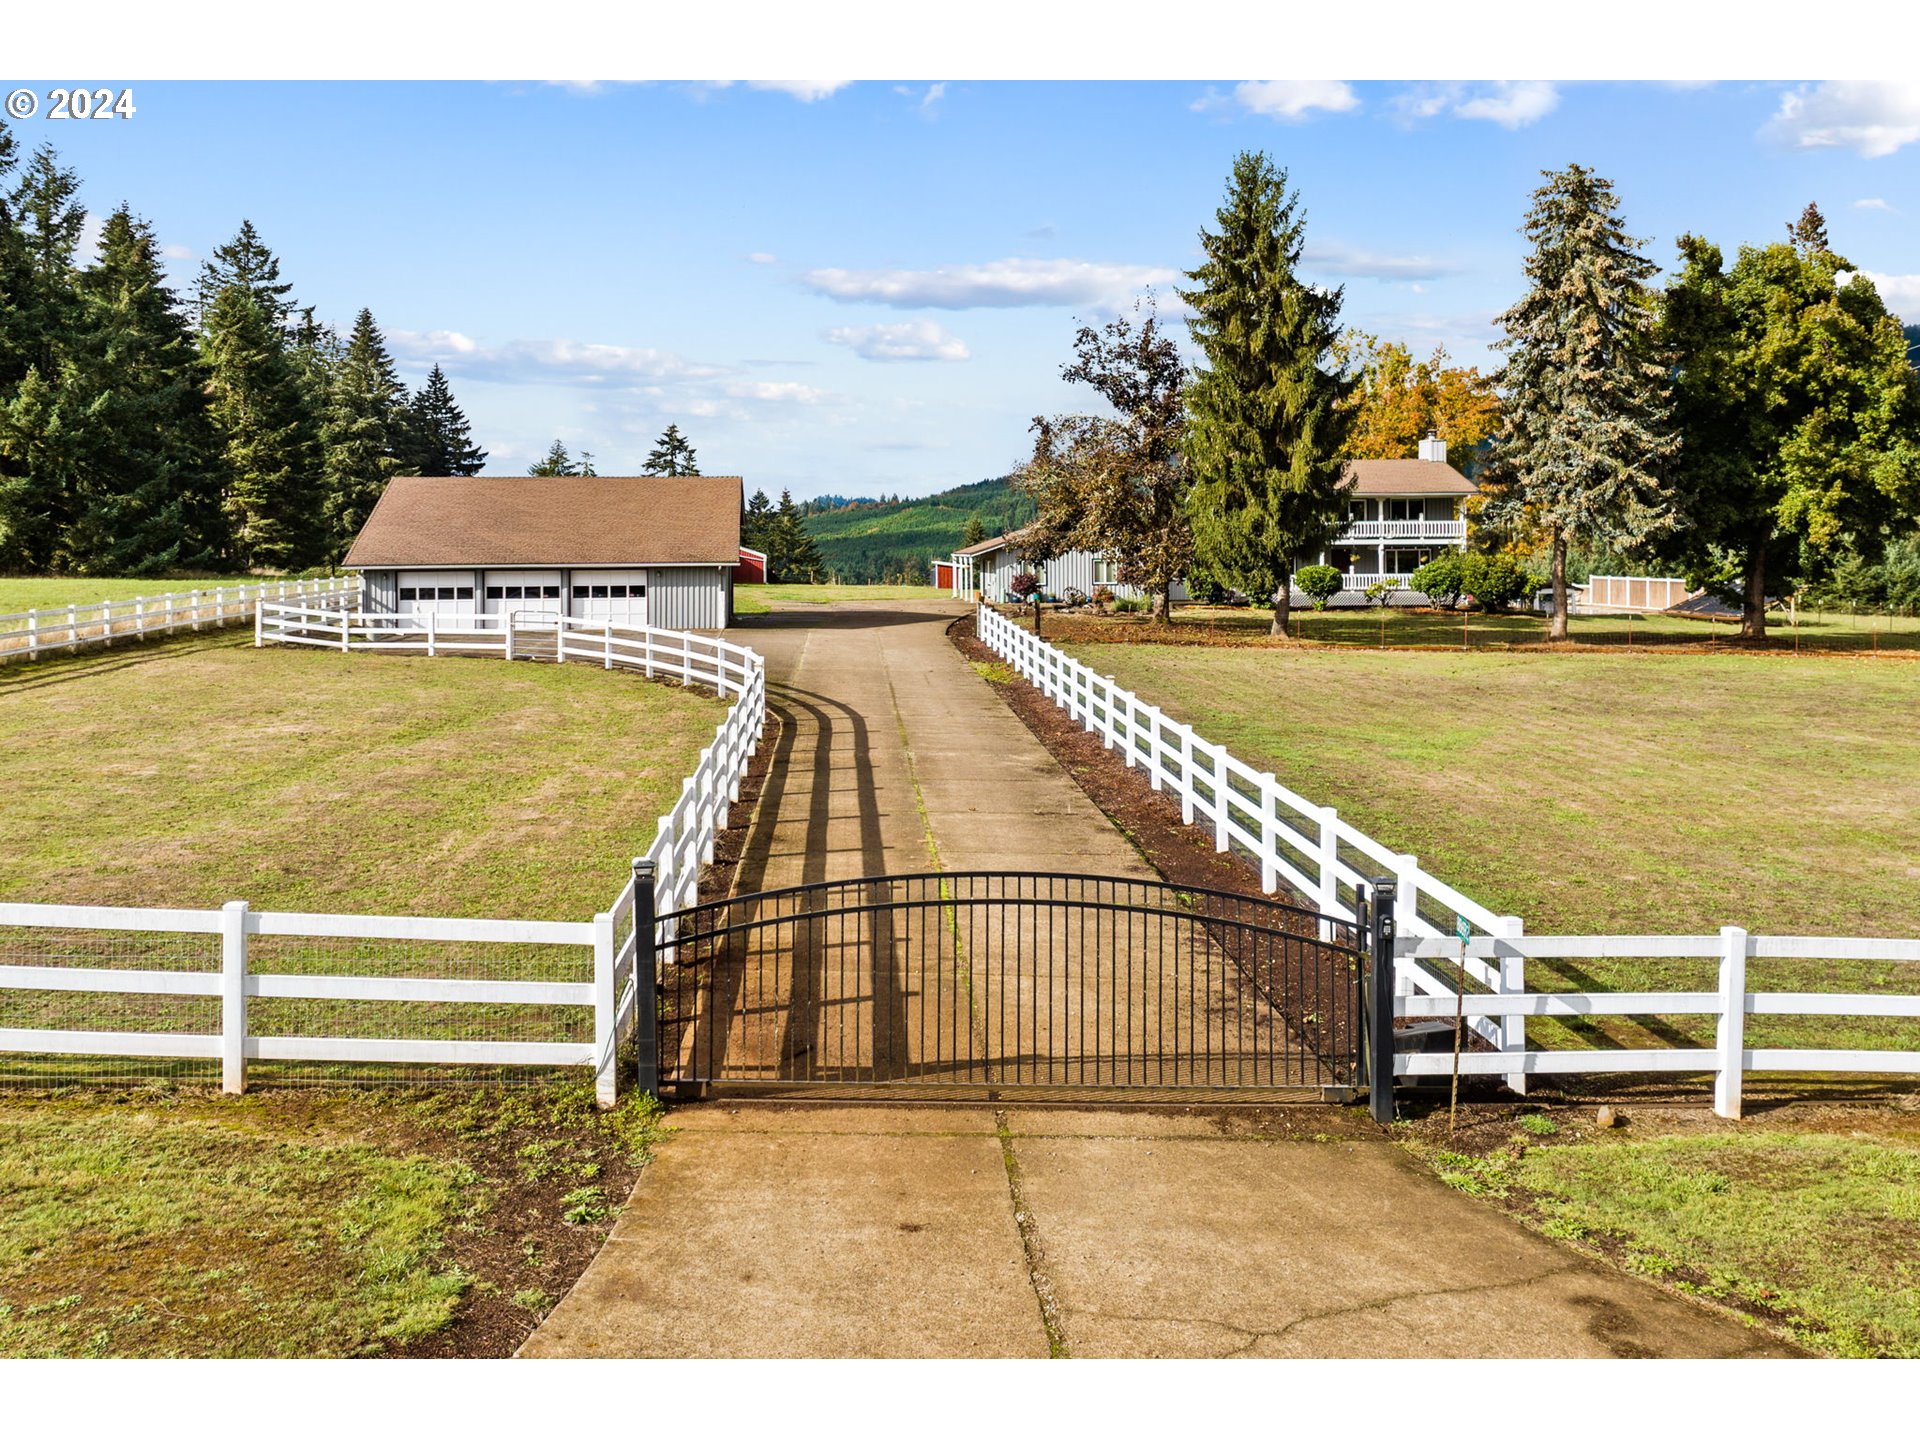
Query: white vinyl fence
[
  {"left": 1, "top": 606, "right": 767, "bottom": 1104},
  {"left": 0, "top": 577, "right": 359, "bottom": 663},
  {"left": 977, "top": 602, "right": 1920, "bottom": 1113}
]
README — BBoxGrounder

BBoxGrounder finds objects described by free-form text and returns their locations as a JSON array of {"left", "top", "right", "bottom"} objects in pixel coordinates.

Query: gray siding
[
  {"left": 974, "top": 545, "right": 1184, "bottom": 604},
  {"left": 363, "top": 569, "right": 398, "bottom": 612},
  {"left": 646, "top": 566, "right": 730, "bottom": 630}
]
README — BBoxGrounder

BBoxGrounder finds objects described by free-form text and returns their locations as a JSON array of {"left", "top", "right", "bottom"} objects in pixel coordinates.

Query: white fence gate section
[
  {"left": 0, "top": 577, "right": 361, "bottom": 664},
  {"left": 2, "top": 605, "right": 767, "bottom": 1104}
]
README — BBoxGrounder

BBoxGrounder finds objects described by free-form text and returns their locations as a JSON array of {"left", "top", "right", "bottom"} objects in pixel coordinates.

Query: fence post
[
  {"left": 1179, "top": 728, "right": 1196, "bottom": 824},
  {"left": 66, "top": 602, "right": 78, "bottom": 650},
  {"left": 221, "top": 900, "right": 250, "bottom": 1095},
  {"left": 28, "top": 608, "right": 39, "bottom": 659},
  {"left": 1715, "top": 925, "right": 1748, "bottom": 1120},
  {"left": 593, "top": 909, "right": 618, "bottom": 1108},
  {"left": 340, "top": 603, "right": 351, "bottom": 653},
  {"left": 254, "top": 604, "right": 264, "bottom": 648},
  {"left": 1367, "top": 878, "right": 1397, "bottom": 1123},
  {"left": 1498, "top": 915, "right": 1527, "bottom": 1095},
  {"left": 1258, "top": 774, "right": 1279, "bottom": 893},
  {"left": 1392, "top": 854, "right": 1420, "bottom": 934},
  {"left": 426, "top": 610, "right": 436, "bottom": 658},
  {"left": 633, "top": 859, "right": 660, "bottom": 1101},
  {"left": 1318, "top": 807, "right": 1341, "bottom": 924},
  {"left": 190, "top": 590, "right": 201, "bottom": 633},
  {"left": 1212, "top": 745, "right": 1230, "bottom": 852}
]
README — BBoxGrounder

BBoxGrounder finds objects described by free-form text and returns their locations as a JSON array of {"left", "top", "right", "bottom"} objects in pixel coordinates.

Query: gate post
[
  {"left": 633, "top": 859, "right": 660, "bottom": 1101},
  {"left": 1368, "top": 877, "right": 1398, "bottom": 1123}
]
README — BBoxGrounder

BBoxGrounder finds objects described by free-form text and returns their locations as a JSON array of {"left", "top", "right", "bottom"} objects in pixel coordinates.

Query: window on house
[
  {"left": 399, "top": 588, "right": 417, "bottom": 601},
  {"left": 486, "top": 587, "right": 503, "bottom": 600},
  {"left": 1093, "top": 557, "right": 1117, "bottom": 584},
  {"left": 571, "top": 586, "right": 588, "bottom": 599},
  {"left": 1387, "top": 498, "right": 1420, "bottom": 522},
  {"left": 505, "top": 586, "right": 523, "bottom": 599},
  {"left": 456, "top": 587, "right": 473, "bottom": 600},
  {"left": 542, "top": 585, "right": 559, "bottom": 598},
  {"left": 609, "top": 585, "right": 627, "bottom": 598},
  {"left": 591, "top": 585, "right": 608, "bottom": 598},
  {"left": 1348, "top": 501, "right": 1367, "bottom": 523},
  {"left": 436, "top": 587, "right": 455, "bottom": 600}
]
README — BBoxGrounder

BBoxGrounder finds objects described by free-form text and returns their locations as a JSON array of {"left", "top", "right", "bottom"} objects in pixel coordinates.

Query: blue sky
[{"left": 12, "top": 79, "right": 1920, "bottom": 497}]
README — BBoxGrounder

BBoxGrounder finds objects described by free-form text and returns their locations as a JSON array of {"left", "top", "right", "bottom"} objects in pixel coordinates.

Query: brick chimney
[{"left": 1418, "top": 429, "right": 1448, "bottom": 464}]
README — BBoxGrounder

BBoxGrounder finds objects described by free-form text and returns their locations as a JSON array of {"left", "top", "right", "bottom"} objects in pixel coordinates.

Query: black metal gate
[{"left": 633, "top": 870, "right": 1367, "bottom": 1102}]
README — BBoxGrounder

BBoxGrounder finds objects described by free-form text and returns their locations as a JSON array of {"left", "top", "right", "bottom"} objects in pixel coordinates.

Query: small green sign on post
[{"left": 1455, "top": 914, "right": 1473, "bottom": 945}]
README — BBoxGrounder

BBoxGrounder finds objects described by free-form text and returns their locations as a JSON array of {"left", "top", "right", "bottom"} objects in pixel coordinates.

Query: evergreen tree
[
  {"left": 642, "top": 423, "right": 699, "bottom": 476},
  {"left": 1179, "top": 151, "right": 1354, "bottom": 637},
  {"left": 1657, "top": 206, "right": 1920, "bottom": 639},
  {"left": 1477, "top": 164, "right": 1676, "bottom": 639},
  {"left": 576, "top": 450, "right": 597, "bottom": 477},
  {"left": 403, "top": 364, "right": 487, "bottom": 475},
  {"left": 320, "top": 307, "right": 408, "bottom": 557},
  {"left": 0, "top": 141, "right": 88, "bottom": 569},
  {"left": 962, "top": 513, "right": 987, "bottom": 547},
  {"left": 528, "top": 439, "right": 578, "bottom": 476},
  {"left": 771, "top": 488, "right": 824, "bottom": 581},
  {"left": 201, "top": 285, "right": 325, "bottom": 570},
  {"left": 741, "top": 487, "right": 776, "bottom": 557},
  {"left": 196, "top": 219, "right": 297, "bottom": 334},
  {"left": 0, "top": 120, "right": 27, "bottom": 393},
  {"left": 61, "top": 206, "right": 223, "bottom": 573}
]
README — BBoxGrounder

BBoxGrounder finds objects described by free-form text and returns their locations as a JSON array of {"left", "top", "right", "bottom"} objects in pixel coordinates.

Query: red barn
[{"left": 733, "top": 546, "right": 769, "bottom": 585}]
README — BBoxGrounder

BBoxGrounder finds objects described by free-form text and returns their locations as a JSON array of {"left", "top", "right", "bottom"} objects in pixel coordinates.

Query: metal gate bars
[{"left": 632, "top": 870, "right": 1365, "bottom": 1102}]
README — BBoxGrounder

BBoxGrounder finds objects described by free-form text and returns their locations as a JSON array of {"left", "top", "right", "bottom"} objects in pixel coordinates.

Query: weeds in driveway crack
[{"left": 994, "top": 1110, "right": 1070, "bottom": 1358}]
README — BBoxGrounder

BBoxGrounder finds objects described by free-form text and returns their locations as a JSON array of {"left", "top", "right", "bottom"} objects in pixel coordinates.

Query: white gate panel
[{"left": 572, "top": 570, "right": 649, "bottom": 627}]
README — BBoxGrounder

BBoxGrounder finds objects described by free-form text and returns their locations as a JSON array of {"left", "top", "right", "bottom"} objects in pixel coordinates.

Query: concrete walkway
[{"left": 522, "top": 600, "right": 1792, "bottom": 1359}]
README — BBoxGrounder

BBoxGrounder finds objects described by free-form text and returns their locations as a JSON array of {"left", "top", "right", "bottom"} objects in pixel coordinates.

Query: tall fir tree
[
  {"left": 1657, "top": 206, "right": 1920, "bottom": 639},
  {"left": 642, "top": 423, "right": 700, "bottom": 476},
  {"left": 201, "top": 285, "right": 325, "bottom": 570},
  {"left": 1477, "top": 164, "right": 1676, "bottom": 639},
  {"left": 1179, "top": 151, "right": 1354, "bottom": 637},
  {"left": 61, "top": 206, "right": 224, "bottom": 573},
  {"left": 528, "top": 439, "right": 578, "bottom": 476},
  {"left": 320, "top": 307, "right": 409, "bottom": 558},
  {"left": 962, "top": 513, "right": 988, "bottom": 547},
  {"left": 196, "top": 219, "right": 297, "bottom": 334},
  {"left": 403, "top": 364, "right": 487, "bottom": 475},
  {"left": 0, "top": 120, "right": 27, "bottom": 393},
  {"left": 0, "top": 142, "right": 88, "bottom": 570},
  {"left": 771, "top": 488, "right": 824, "bottom": 581},
  {"left": 741, "top": 487, "right": 776, "bottom": 557}
]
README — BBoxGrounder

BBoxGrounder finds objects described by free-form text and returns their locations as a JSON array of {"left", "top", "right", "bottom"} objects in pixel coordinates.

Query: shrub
[
  {"left": 1410, "top": 552, "right": 1467, "bottom": 609},
  {"left": 1460, "top": 552, "right": 1531, "bottom": 613},
  {"left": 1112, "top": 595, "right": 1150, "bottom": 614},
  {"left": 1007, "top": 572, "right": 1040, "bottom": 602},
  {"left": 1183, "top": 569, "right": 1227, "bottom": 605},
  {"left": 1294, "top": 564, "right": 1343, "bottom": 610},
  {"left": 1363, "top": 578, "right": 1399, "bottom": 608},
  {"left": 1091, "top": 585, "right": 1115, "bottom": 609}
]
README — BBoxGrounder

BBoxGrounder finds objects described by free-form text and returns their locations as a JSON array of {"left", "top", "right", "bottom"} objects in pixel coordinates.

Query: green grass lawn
[
  {"left": 0, "top": 632, "right": 724, "bottom": 918},
  {"left": 0, "top": 575, "right": 274, "bottom": 619},
  {"left": 734, "top": 582, "right": 948, "bottom": 615},
  {"left": 0, "top": 1084, "right": 661, "bottom": 1357},
  {"left": 1060, "top": 642, "right": 1920, "bottom": 1054},
  {"left": 1409, "top": 1114, "right": 1920, "bottom": 1357}
]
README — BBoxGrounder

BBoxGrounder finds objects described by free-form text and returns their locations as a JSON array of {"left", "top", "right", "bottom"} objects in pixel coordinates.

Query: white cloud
[
  {"left": 1393, "top": 81, "right": 1559, "bottom": 129},
  {"left": 1854, "top": 198, "right": 1896, "bottom": 213},
  {"left": 722, "top": 379, "right": 832, "bottom": 404},
  {"left": 1765, "top": 82, "right": 1920, "bottom": 158},
  {"left": 77, "top": 212, "right": 107, "bottom": 262},
  {"left": 825, "top": 320, "right": 971, "bottom": 362},
  {"left": 1303, "top": 241, "right": 1464, "bottom": 282},
  {"left": 1855, "top": 271, "right": 1920, "bottom": 322},
  {"left": 1197, "top": 79, "right": 1360, "bottom": 121},
  {"left": 746, "top": 251, "right": 778, "bottom": 265},
  {"left": 390, "top": 331, "right": 714, "bottom": 383},
  {"left": 697, "top": 80, "right": 850, "bottom": 103},
  {"left": 801, "top": 257, "right": 1179, "bottom": 309},
  {"left": 160, "top": 242, "right": 195, "bottom": 260}
]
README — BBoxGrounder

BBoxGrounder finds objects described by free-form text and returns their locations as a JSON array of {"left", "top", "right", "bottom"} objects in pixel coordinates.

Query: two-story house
[{"left": 948, "top": 433, "right": 1477, "bottom": 604}]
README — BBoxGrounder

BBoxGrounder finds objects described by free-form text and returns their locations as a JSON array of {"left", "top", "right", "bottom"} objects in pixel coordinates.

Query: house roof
[
  {"left": 1344, "top": 459, "right": 1476, "bottom": 496},
  {"left": 953, "top": 531, "right": 1017, "bottom": 558},
  {"left": 342, "top": 475, "right": 744, "bottom": 568}
]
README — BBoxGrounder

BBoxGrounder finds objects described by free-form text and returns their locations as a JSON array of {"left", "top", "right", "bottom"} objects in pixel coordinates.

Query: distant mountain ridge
[{"left": 800, "top": 477, "right": 1034, "bottom": 584}]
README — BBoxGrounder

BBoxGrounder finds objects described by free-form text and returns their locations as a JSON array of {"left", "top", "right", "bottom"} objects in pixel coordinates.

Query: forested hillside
[{"left": 801, "top": 477, "right": 1032, "bottom": 583}]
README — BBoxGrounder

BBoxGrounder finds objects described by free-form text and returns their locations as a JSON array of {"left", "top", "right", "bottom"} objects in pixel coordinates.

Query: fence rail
[
  {"left": 0, "top": 577, "right": 360, "bottom": 663},
  {"left": 979, "top": 603, "right": 1920, "bottom": 1110}
]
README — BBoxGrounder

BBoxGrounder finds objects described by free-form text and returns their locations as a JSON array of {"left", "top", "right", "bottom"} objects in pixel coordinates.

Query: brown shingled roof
[
  {"left": 1344, "top": 459, "right": 1476, "bottom": 496},
  {"left": 342, "top": 475, "right": 744, "bottom": 568}
]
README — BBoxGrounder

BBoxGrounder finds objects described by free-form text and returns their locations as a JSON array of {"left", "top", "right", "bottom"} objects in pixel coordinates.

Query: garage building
[{"left": 343, "top": 474, "right": 744, "bottom": 630}]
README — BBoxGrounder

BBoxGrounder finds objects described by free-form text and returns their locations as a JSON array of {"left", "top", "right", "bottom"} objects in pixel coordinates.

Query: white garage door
[
  {"left": 571, "top": 570, "right": 649, "bottom": 628},
  {"left": 397, "top": 572, "right": 476, "bottom": 620},
  {"left": 483, "top": 572, "right": 564, "bottom": 621}
]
